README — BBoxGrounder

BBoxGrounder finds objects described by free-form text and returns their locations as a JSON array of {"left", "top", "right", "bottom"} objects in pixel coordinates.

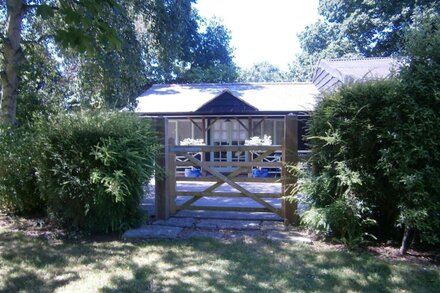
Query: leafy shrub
[
  {"left": 0, "top": 125, "right": 44, "bottom": 214},
  {"left": 303, "top": 14, "right": 440, "bottom": 250},
  {"left": 36, "top": 112, "right": 159, "bottom": 233},
  {"left": 303, "top": 76, "right": 440, "bottom": 247},
  {"left": 1, "top": 112, "right": 159, "bottom": 234}
]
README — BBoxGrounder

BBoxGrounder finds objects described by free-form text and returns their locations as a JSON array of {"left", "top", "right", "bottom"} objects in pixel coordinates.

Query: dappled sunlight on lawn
[{"left": 0, "top": 231, "right": 439, "bottom": 292}]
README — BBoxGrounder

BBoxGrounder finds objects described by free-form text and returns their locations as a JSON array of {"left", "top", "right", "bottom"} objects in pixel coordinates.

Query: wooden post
[
  {"left": 282, "top": 113, "right": 299, "bottom": 225},
  {"left": 168, "top": 138, "right": 176, "bottom": 215},
  {"left": 248, "top": 117, "right": 253, "bottom": 177},
  {"left": 154, "top": 117, "right": 170, "bottom": 220},
  {"left": 201, "top": 117, "right": 207, "bottom": 177}
]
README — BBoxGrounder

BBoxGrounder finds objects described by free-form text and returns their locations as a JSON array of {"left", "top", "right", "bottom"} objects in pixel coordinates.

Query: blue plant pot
[
  {"left": 252, "top": 168, "right": 269, "bottom": 178},
  {"left": 185, "top": 169, "right": 201, "bottom": 177}
]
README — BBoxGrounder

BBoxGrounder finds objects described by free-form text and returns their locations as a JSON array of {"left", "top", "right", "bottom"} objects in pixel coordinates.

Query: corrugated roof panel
[{"left": 313, "top": 57, "right": 399, "bottom": 92}]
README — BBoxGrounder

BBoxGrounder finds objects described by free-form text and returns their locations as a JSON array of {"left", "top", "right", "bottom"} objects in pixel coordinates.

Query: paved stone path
[
  {"left": 122, "top": 217, "right": 312, "bottom": 244},
  {"left": 126, "top": 180, "right": 312, "bottom": 243}
]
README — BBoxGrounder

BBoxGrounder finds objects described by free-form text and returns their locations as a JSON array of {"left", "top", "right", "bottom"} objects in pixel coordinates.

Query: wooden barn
[
  {"left": 135, "top": 57, "right": 397, "bottom": 172},
  {"left": 135, "top": 83, "right": 318, "bottom": 173}
]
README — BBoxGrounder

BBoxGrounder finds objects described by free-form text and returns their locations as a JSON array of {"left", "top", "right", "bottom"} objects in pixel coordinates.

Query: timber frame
[{"left": 154, "top": 114, "right": 300, "bottom": 225}]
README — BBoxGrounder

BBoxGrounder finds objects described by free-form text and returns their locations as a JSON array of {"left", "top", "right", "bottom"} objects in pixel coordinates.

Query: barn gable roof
[
  {"left": 196, "top": 90, "right": 258, "bottom": 113},
  {"left": 313, "top": 57, "right": 399, "bottom": 92},
  {"left": 135, "top": 82, "right": 320, "bottom": 115}
]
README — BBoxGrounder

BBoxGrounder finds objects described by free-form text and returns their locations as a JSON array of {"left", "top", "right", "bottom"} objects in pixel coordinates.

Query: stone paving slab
[
  {"left": 153, "top": 217, "right": 196, "bottom": 228},
  {"left": 196, "top": 219, "right": 261, "bottom": 230},
  {"left": 122, "top": 225, "right": 182, "bottom": 240},
  {"left": 175, "top": 210, "right": 282, "bottom": 221},
  {"left": 123, "top": 216, "right": 312, "bottom": 244}
]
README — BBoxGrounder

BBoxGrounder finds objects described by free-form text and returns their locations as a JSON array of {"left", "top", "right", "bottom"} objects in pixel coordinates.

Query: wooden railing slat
[
  {"left": 175, "top": 177, "right": 279, "bottom": 183},
  {"left": 176, "top": 161, "right": 282, "bottom": 167},
  {"left": 176, "top": 191, "right": 282, "bottom": 198},
  {"left": 183, "top": 154, "right": 282, "bottom": 216},
  {"left": 176, "top": 206, "right": 275, "bottom": 213},
  {"left": 171, "top": 145, "right": 282, "bottom": 153}
]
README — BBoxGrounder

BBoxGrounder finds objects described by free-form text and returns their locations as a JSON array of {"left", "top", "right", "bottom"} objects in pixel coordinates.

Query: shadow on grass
[
  {"left": 1, "top": 231, "right": 439, "bottom": 292},
  {"left": 101, "top": 239, "right": 439, "bottom": 293}
]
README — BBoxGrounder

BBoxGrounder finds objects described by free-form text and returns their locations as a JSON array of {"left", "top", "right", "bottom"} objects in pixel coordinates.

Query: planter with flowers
[
  {"left": 179, "top": 138, "right": 205, "bottom": 177},
  {"left": 244, "top": 135, "right": 272, "bottom": 178}
]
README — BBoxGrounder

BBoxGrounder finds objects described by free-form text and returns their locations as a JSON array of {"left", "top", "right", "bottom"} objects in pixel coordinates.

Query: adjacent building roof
[
  {"left": 135, "top": 83, "right": 320, "bottom": 115},
  {"left": 312, "top": 57, "right": 399, "bottom": 92}
]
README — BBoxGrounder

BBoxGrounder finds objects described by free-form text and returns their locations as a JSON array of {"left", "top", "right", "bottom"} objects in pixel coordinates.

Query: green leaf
[{"left": 36, "top": 5, "right": 55, "bottom": 19}]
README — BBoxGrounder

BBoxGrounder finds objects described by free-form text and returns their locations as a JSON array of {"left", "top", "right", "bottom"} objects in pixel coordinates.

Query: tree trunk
[
  {"left": 399, "top": 226, "right": 414, "bottom": 255},
  {"left": 1, "top": 0, "right": 25, "bottom": 125}
]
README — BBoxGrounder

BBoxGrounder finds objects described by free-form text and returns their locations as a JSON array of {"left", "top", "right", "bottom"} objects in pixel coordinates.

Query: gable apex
[{"left": 195, "top": 89, "right": 259, "bottom": 113}]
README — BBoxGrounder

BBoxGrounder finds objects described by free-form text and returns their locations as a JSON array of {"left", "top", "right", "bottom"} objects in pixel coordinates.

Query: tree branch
[
  {"left": 22, "top": 35, "right": 55, "bottom": 45},
  {"left": 24, "top": 4, "right": 59, "bottom": 13}
]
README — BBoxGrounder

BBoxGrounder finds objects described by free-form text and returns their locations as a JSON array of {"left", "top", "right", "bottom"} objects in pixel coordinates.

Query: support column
[
  {"left": 282, "top": 113, "right": 299, "bottom": 225},
  {"left": 154, "top": 117, "right": 170, "bottom": 220}
]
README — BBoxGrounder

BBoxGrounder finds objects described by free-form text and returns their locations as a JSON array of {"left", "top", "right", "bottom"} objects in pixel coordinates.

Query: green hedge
[
  {"left": 0, "top": 112, "right": 159, "bottom": 233},
  {"left": 302, "top": 14, "right": 440, "bottom": 249},
  {"left": 303, "top": 79, "right": 440, "bottom": 246},
  {"left": 0, "top": 125, "right": 43, "bottom": 214}
]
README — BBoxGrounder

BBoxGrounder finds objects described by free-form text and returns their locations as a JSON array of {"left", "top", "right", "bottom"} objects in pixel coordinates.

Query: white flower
[
  {"left": 180, "top": 138, "right": 205, "bottom": 146},
  {"left": 244, "top": 135, "right": 272, "bottom": 146}
]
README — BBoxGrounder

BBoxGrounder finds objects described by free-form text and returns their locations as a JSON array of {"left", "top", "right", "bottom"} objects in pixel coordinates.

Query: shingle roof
[
  {"left": 313, "top": 57, "right": 399, "bottom": 92},
  {"left": 135, "top": 83, "right": 320, "bottom": 114}
]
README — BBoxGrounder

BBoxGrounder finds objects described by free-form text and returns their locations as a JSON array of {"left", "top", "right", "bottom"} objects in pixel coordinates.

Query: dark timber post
[
  {"left": 154, "top": 117, "right": 170, "bottom": 220},
  {"left": 168, "top": 138, "right": 176, "bottom": 215},
  {"left": 282, "top": 113, "right": 299, "bottom": 225}
]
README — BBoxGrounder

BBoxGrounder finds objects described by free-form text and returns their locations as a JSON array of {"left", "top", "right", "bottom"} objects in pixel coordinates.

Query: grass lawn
[{"left": 0, "top": 227, "right": 439, "bottom": 293}]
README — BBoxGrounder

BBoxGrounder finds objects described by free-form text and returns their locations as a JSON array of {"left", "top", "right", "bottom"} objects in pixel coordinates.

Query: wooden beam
[
  {"left": 253, "top": 117, "right": 266, "bottom": 129},
  {"left": 282, "top": 114, "right": 299, "bottom": 225},
  {"left": 183, "top": 154, "right": 281, "bottom": 216},
  {"left": 235, "top": 117, "right": 249, "bottom": 131},
  {"left": 176, "top": 161, "right": 283, "bottom": 167},
  {"left": 154, "top": 117, "right": 170, "bottom": 220},
  {"left": 167, "top": 138, "right": 176, "bottom": 215},
  {"left": 201, "top": 148, "right": 279, "bottom": 193},
  {"left": 206, "top": 117, "right": 219, "bottom": 131},
  {"left": 189, "top": 118, "right": 203, "bottom": 132},
  {"left": 175, "top": 176, "right": 279, "bottom": 183},
  {"left": 248, "top": 117, "right": 253, "bottom": 177},
  {"left": 176, "top": 191, "right": 282, "bottom": 198},
  {"left": 179, "top": 195, "right": 203, "bottom": 209},
  {"left": 171, "top": 145, "right": 281, "bottom": 152},
  {"left": 176, "top": 206, "right": 275, "bottom": 213}
]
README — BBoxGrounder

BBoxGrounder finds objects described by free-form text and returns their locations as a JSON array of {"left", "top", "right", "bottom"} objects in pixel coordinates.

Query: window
[{"left": 177, "top": 120, "right": 191, "bottom": 143}]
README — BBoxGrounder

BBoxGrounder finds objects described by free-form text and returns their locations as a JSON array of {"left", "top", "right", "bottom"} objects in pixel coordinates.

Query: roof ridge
[
  {"left": 323, "top": 57, "right": 395, "bottom": 62},
  {"left": 151, "top": 82, "right": 314, "bottom": 86}
]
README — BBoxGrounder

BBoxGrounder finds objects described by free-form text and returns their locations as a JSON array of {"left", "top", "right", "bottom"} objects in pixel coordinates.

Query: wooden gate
[{"left": 154, "top": 114, "right": 299, "bottom": 225}]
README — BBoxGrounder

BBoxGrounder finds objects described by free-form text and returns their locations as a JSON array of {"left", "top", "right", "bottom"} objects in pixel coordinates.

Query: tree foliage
[
  {"left": 302, "top": 12, "right": 440, "bottom": 250},
  {"left": 1, "top": 0, "right": 238, "bottom": 124},
  {"left": 239, "top": 62, "right": 289, "bottom": 83},
  {"left": 290, "top": 0, "right": 440, "bottom": 81},
  {"left": 1, "top": 0, "right": 122, "bottom": 125}
]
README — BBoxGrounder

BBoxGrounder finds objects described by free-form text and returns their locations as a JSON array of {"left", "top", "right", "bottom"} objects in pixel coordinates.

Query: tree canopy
[
  {"left": 0, "top": 0, "right": 238, "bottom": 124},
  {"left": 238, "top": 62, "right": 289, "bottom": 83},
  {"left": 290, "top": 0, "right": 440, "bottom": 81}
]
